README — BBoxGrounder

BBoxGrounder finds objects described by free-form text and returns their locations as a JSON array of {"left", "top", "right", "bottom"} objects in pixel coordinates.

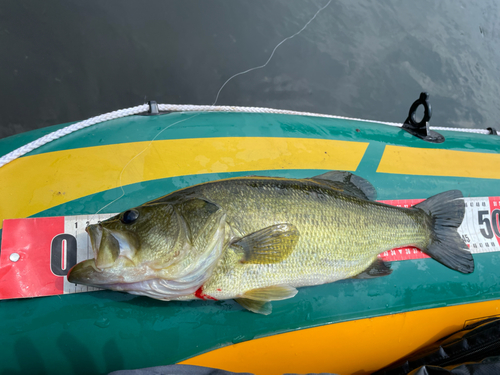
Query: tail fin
[{"left": 414, "top": 190, "right": 474, "bottom": 274}]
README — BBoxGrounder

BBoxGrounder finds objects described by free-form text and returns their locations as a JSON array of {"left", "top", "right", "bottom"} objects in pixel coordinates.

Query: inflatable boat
[{"left": 1, "top": 98, "right": 499, "bottom": 374}]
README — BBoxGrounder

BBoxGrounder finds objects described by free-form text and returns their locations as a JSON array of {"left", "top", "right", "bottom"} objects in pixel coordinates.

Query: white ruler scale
[
  {"left": 61, "top": 214, "right": 115, "bottom": 294},
  {"left": 1, "top": 197, "right": 499, "bottom": 299},
  {"left": 460, "top": 197, "right": 500, "bottom": 253}
]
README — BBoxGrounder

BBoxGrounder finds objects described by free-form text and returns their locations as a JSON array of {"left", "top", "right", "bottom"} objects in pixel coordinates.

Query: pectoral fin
[
  {"left": 351, "top": 258, "right": 392, "bottom": 279},
  {"left": 235, "top": 285, "right": 298, "bottom": 315},
  {"left": 232, "top": 223, "right": 299, "bottom": 264}
]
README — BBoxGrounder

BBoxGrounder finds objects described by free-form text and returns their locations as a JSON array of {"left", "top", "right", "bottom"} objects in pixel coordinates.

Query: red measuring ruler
[{"left": 1, "top": 197, "right": 499, "bottom": 300}]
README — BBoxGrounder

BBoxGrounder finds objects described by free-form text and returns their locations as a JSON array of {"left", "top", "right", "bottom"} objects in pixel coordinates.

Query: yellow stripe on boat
[
  {"left": 0, "top": 137, "right": 368, "bottom": 228},
  {"left": 377, "top": 146, "right": 500, "bottom": 179},
  {"left": 180, "top": 299, "right": 500, "bottom": 375}
]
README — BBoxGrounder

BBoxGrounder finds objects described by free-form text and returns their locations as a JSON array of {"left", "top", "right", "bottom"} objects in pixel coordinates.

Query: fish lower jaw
[{"left": 68, "top": 259, "right": 163, "bottom": 286}]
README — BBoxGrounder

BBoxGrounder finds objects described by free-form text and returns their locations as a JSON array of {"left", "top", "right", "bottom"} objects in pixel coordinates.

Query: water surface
[{"left": 1, "top": 0, "right": 499, "bottom": 138}]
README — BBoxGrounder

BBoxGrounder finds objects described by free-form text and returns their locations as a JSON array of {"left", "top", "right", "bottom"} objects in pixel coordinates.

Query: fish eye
[{"left": 121, "top": 209, "right": 139, "bottom": 224}]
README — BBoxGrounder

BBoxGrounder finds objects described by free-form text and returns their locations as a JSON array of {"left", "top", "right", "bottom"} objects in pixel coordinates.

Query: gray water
[{"left": 1, "top": 0, "right": 499, "bottom": 139}]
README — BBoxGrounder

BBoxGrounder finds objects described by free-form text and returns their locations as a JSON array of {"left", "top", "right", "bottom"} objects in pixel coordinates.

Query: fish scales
[
  {"left": 68, "top": 173, "right": 472, "bottom": 314},
  {"left": 156, "top": 178, "right": 430, "bottom": 299}
]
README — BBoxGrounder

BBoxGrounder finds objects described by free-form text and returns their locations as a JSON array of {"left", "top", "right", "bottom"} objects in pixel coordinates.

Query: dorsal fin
[{"left": 311, "top": 171, "right": 377, "bottom": 200}]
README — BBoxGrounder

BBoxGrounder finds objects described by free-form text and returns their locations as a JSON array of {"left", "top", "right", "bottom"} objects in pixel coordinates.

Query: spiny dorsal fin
[
  {"left": 311, "top": 171, "right": 377, "bottom": 201},
  {"left": 351, "top": 258, "right": 392, "bottom": 279},
  {"left": 235, "top": 298, "right": 272, "bottom": 315},
  {"left": 232, "top": 223, "right": 299, "bottom": 264}
]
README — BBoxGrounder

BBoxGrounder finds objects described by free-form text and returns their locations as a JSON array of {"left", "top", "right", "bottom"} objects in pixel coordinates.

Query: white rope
[
  {"left": 0, "top": 104, "right": 148, "bottom": 168},
  {"left": 430, "top": 126, "right": 491, "bottom": 135},
  {"left": 0, "top": 103, "right": 496, "bottom": 169},
  {"left": 158, "top": 103, "right": 403, "bottom": 126},
  {"left": 158, "top": 104, "right": 497, "bottom": 135}
]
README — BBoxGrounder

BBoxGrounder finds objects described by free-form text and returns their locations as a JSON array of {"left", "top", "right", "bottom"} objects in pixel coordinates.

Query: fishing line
[
  {"left": 90, "top": 0, "right": 332, "bottom": 223},
  {"left": 90, "top": 113, "right": 201, "bottom": 221},
  {"left": 213, "top": 0, "right": 332, "bottom": 106}
]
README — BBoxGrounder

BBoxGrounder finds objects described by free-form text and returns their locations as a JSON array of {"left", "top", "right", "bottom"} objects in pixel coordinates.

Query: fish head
[
  {"left": 68, "top": 204, "right": 189, "bottom": 285},
  {"left": 67, "top": 199, "right": 227, "bottom": 299}
]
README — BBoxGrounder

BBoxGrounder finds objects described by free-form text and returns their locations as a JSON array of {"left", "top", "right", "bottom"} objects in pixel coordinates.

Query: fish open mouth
[
  {"left": 86, "top": 223, "right": 103, "bottom": 260},
  {"left": 67, "top": 223, "right": 139, "bottom": 287},
  {"left": 67, "top": 254, "right": 146, "bottom": 288},
  {"left": 87, "top": 223, "right": 138, "bottom": 269}
]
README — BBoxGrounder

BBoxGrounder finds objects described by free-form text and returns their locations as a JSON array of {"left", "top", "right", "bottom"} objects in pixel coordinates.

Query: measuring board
[{"left": 1, "top": 197, "right": 499, "bottom": 299}]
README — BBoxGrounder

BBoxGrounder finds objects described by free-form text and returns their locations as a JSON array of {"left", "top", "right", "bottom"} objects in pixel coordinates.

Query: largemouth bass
[{"left": 68, "top": 171, "right": 473, "bottom": 314}]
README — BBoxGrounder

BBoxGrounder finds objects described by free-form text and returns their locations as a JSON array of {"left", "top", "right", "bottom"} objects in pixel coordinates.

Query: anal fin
[{"left": 352, "top": 258, "right": 392, "bottom": 279}]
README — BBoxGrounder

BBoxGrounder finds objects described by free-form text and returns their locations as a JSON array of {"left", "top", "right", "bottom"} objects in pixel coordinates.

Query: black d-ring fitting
[
  {"left": 141, "top": 100, "right": 168, "bottom": 116},
  {"left": 402, "top": 92, "right": 445, "bottom": 143},
  {"left": 408, "top": 92, "right": 432, "bottom": 126},
  {"left": 147, "top": 100, "right": 159, "bottom": 115}
]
